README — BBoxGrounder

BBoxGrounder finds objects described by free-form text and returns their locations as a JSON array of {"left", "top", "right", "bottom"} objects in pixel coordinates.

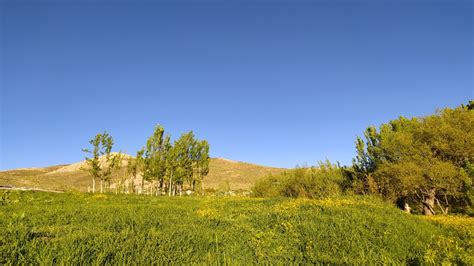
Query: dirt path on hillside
[{"left": 0, "top": 185, "right": 64, "bottom": 193}]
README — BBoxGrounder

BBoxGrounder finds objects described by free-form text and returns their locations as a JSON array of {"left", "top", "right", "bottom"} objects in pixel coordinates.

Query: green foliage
[
  {"left": 166, "top": 131, "right": 209, "bottom": 195},
  {"left": 350, "top": 103, "right": 474, "bottom": 214},
  {"left": 192, "top": 140, "right": 210, "bottom": 194},
  {"left": 139, "top": 125, "right": 210, "bottom": 196},
  {"left": 0, "top": 191, "right": 472, "bottom": 264},
  {"left": 142, "top": 125, "right": 169, "bottom": 194},
  {"left": 82, "top": 131, "right": 122, "bottom": 193},
  {"left": 252, "top": 161, "right": 346, "bottom": 199},
  {"left": 78, "top": 125, "right": 211, "bottom": 196},
  {"left": 172, "top": 131, "right": 196, "bottom": 189}
]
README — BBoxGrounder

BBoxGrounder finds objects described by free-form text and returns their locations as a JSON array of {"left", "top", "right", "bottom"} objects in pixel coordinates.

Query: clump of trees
[
  {"left": 82, "top": 131, "right": 123, "bottom": 193},
  {"left": 348, "top": 102, "right": 473, "bottom": 215},
  {"left": 82, "top": 125, "right": 210, "bottom": 196},
  {"left": 139, "top": 125, "right": 210, "bottom": 196}
]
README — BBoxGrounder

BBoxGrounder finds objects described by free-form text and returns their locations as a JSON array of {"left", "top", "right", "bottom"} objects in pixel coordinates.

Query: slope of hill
[
  {"left": 0, "top": 157, "right": 285, "bottom": 192},
  {"left": 45, "top": 152, "right": 132, "bottom": 175}
]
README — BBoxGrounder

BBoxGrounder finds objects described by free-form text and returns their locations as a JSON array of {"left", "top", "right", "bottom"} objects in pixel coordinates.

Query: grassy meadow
[{"left": 1, "top": 191, "right": 472, "bottom": 264}]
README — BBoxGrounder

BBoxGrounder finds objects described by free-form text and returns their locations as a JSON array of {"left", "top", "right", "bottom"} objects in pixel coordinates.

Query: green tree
[
  {"left": 193, "top": 140, "right": 210, "bottom": 195},
  {"left": 143, "top": 125, "right": 167, "bottom": 195},
  {"left": 166, "top": 141, "right": 179, "bottom": 196},
  {"left": 172, "top": 131, "right": 195, "bottom": 196},
  {"left": 127, "top": 149, "right": 144, "bottom": 194},
  {"left": 351, "top": 103, "right": 473, "bottom": 214},
  {"left": 82, "top": 131, "right": 121, "bottom": 193},
  {"left": 158, "top": 134, "right": 171, "bottom": 195}
]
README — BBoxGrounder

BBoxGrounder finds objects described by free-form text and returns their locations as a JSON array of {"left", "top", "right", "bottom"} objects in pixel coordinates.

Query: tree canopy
[
  {"left": 82, "top": 131, "right": 122, "bottom": 193},
  {"left": 141, "top": 125, "right": 210, "bottom": 196},
  {"left": 350, "top": 103, "right": 473, "bottom": 214}
]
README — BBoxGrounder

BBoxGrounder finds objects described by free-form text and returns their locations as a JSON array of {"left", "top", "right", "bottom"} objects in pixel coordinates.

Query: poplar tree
[
  {"left": 143, "top": 125, "right": 169, "bottom": 195},
  {"left": 82, "top": 134, "right": 101, "bottom": 193},
  {"left": 197, "top": 140, "right": 210, "bottom": 195},
  {"left": 166, "top": 142, "right": 179, "bottom": 196},
  {"left": 158, "top": 135, "right": 171, "bottom": 195},
  {"left": 127, "top": 149, "right": 144, "bottom": 193},
  {"left": 82, "top": 131, "right": 120, "bottom": 193},
  {"left": 192, "top": 140, "right": 210, "bottom": 194},
  {"left": 171, "top": 134, "right": 186, "bottom": 196}
]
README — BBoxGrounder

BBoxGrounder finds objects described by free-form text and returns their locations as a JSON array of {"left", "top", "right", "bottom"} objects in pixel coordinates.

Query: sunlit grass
[{"left": 1, "top": 191, "right": 472, "bottom": 264}]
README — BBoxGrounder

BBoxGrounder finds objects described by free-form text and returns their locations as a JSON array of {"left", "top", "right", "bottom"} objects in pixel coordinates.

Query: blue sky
[{"left": 1, "top": 0, "right": 472, "bottom": 170}]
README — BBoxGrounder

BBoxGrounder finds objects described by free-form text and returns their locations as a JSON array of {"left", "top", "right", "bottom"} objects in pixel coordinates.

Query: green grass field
[{"left": 1, "top": 191, "right": 472, "bottom": 264}]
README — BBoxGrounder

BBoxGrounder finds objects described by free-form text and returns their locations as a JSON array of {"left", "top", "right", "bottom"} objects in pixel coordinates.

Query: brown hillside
[{"left": 0, "top": 158, "right": 285, "bottom": 192}]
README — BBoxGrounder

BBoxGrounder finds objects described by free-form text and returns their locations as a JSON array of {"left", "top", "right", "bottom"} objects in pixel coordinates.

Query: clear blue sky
[{"left": 1, "top": 0, "right": 472, "bottom": 170}]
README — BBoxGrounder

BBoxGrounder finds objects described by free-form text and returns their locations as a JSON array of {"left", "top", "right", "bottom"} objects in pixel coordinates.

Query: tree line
[{"left": 82, "top": 125, "right": 210, "bottom": 196}]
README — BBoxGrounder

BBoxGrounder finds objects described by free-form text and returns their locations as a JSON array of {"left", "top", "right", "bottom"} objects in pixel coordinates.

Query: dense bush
[
  {"left": 349, "top": 102, "right": 473, "bottom": 215},
  {"left": 1, "top": 191, "right": 472, "bottom": 264},
  {"left": 252, "top": 161, "right": 347, "bottom": 199}
]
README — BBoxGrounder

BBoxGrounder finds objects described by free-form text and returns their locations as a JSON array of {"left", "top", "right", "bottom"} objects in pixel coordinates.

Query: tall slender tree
[
  {"left": 173, "top": 131, "right": 195, "bottom": 195},
  {"left": 82, "top": 134, "right": 102, "bottom": 193},
  {"left": 143, "top": 125, "right": 168, "bottom": 195},
  {"left": 166, "top": 142, "right": 179, "bottom": 196},
  {"left": 191, "top": 140, "right": 210, "bottom": 194},
  {"left": 127, "top": 149, "right": 144, "bottom": 193},
  {"left": 82, "top": 131, "right": 120, "bottom": 193},
  {"left": 197, "top": 140, "right": 210, "bottom": 195},
  {"left": 157, "top": 134, "right": 171, "bottom": 195}
]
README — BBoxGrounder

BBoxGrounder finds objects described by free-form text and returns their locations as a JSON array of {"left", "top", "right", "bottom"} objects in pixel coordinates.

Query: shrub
[{"left": 252, "top": 161, "right": 346, "bottom": 199}]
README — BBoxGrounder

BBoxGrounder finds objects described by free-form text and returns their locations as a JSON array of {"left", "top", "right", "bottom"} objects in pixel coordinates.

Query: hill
[
  {"left": 0, "top": 157, "right": 285, "bottom": 192},
  {"left": 1, "top": 191, "right": 472, "bottom": 264}
]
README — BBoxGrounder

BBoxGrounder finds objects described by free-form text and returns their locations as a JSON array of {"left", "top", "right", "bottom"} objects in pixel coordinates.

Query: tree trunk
[
  {"left": 404, "top": 203, "right": 411, "bottom": 214},
  {"left": 201, "top": 179, "right": 204, "bottom": 196},
  {"left": 169, "top": 172, "right": 173, "bottom": 197},
  {"left": 92, "top": 178, "right": 96, "bottom": 193},
  {"left": 157, "top": 179, "right": 163, "bottom": 196},
  {"left": 100, "top": 180, "right": 103, "bottom": 193},
  {"left": 156, "top": 177, "right": 160, "bottom": 196},
  {"left": 435, "top": 198, "right": 449, "bottom": 214},
  {"left": 423, "top": 189, "right": 436, "bottom": 215}
]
